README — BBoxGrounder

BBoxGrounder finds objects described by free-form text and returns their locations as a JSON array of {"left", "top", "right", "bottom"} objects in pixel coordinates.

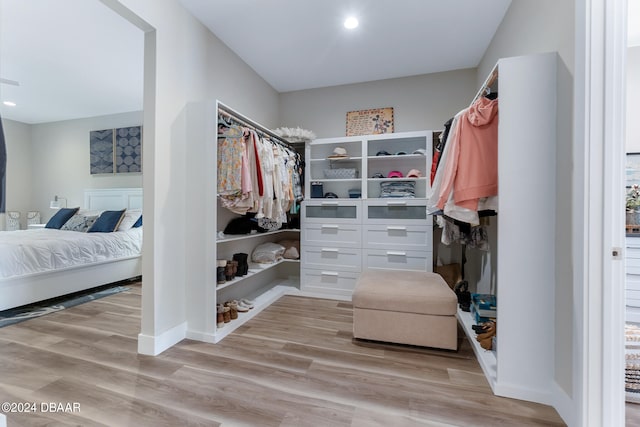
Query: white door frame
[{"left": 575, "top": 0, "right": 627, "bottom": 425}]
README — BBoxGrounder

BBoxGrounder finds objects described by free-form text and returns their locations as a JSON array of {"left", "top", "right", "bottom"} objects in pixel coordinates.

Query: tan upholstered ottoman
[{"left": 352, "top": 270, "right": 458, "bottom": 350}]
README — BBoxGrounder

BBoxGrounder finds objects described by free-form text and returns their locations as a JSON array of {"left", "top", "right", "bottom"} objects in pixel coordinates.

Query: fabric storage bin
[
  {"left": 311, "top": 182, "right": 324, "bottom": 198},
  {"left": 324, "top": 168, "right": 357, "bottom": 179}
]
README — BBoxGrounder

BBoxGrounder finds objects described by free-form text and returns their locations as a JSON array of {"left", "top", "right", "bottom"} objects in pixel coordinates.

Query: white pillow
[
  {"left": 117, "top": 208, "right": 143, "bottom": 231},
  {"left": 77, "top": 209, "right": 104, "bottom": 217}
]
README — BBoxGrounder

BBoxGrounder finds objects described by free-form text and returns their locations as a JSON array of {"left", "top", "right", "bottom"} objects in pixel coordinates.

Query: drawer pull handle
[
  {"left": 387, "top": 226, "right": 407, "bottom": 231},
  {"left": 321, "top": 224, "right": 339, "bottom": 229},
  {"left": 321, "top": 202, "right": 339, "bottom": 206},
  {"left": 321, "top": 271, "right": 339, "bottom": 276},
  {"left": 321, "top": 248, "right": 339, "bottom": 253},
  {"left": 387, "top": 251, "right": 406, "bottom": 256},
  {"left": 386, "top": 201, "right": 407, "bottom": 206}
]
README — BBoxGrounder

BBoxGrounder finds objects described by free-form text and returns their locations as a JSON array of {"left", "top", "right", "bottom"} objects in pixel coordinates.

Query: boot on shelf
[
  {"left": 216, "top": 304, "right": 225, "bottom": 328},
  {"left": 229, "top": 260, "right": 238, "bottom": 279},
  {"left": 225, "top": 261, "right": 235, "bottom": 281},
  {"left": 225, "top": 301, "right": 238, "bottom": 320},
  {"left": 233, "top": 253, "right": 249, "bottom": 276},
  {"left": 216, "top": 260, "right": 227, "bottom": 285}
]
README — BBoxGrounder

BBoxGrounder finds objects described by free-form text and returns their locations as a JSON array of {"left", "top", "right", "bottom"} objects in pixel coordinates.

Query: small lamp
[{"left": 50, "top": 195, "right": 67, "bottom": 209}]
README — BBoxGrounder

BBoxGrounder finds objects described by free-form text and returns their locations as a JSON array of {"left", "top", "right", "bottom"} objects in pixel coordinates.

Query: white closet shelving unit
[
  {"left": 184, "top": 100, "right": 301, "bottom": 344},
  {"left": 455, "top": 52, "right": 558, "bottom": 405},
  {"left": 301, "top": 131, "right": 434, "bottom": 300}
]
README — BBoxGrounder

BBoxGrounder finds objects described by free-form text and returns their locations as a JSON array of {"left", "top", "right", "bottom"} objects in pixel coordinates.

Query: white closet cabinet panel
[
  {"left": 364, "top": 224, "right": 431, "bottom": 251},
  {"left": 301, "top": 246, "right": 362, "bottom": 272},
  {"left": 492, "top": 52, "right": 556, "bottom": 404},
  {"left": 457, "top": 53, "right": 560, "bottom": 407},
  {"left": 302, "top": 223, "right": 361, "bottom": 248},
  {"left": 363, "top": 249, "right": 432, "bottom": 272}
]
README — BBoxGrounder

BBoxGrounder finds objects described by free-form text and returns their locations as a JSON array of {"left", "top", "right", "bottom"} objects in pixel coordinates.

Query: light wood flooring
[{"left": 0, "top": 282, "right": 575, "bottom": 426}]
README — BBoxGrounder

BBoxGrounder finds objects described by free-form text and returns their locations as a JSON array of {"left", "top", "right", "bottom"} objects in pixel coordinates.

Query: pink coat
[{"left": 436, "top": 96, "right": 498, "bottom": 211}]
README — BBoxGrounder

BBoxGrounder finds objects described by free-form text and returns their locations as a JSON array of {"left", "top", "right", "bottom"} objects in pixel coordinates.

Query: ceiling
[
  {"left": 178, "top": 0, "right": 512, "bottom": 92},
  {"left": 1, "top": 0, "right": 637, "bottom": 125},
  {"left": 0, "top": 0, "right": 144, "bottom": 124}
]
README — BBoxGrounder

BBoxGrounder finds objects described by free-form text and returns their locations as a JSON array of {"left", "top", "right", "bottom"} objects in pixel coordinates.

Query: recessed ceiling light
[
  {"left": 3, "top": 101, "right": 16, "bottom": 107},
  {"left": 344, "top": 17, "right": 359, "bottom": 29}
]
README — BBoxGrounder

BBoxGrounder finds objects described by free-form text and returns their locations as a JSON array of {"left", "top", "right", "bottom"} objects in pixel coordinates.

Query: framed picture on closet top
[{"left": 346, "top": 107, "right": 394, "bottom": 136}]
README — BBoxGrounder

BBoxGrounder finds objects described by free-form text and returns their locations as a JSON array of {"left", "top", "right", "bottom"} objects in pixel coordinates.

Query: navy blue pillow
[
  {"left": 87, "top": 209, "right": 126, "bottom": 233},
  {"left": 45, "top": 207, "right": 79, "bottom": 229},
  {"left": 132, "top": 215, "right": 142, "bottom": 228}
]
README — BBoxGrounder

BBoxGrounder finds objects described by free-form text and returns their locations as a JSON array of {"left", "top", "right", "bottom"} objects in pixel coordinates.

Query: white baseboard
[
  {"left": 551, "top": 381, "right": 575, "bottom": 427},
  {"left": 137, "top": 321, "right": 187, "bottom": 355},
  {"left": 494, "top": 382, "right": 553, "bottom": 407},
  {"left": 185, "top": 329, "right": 215, "bottom": 343}
]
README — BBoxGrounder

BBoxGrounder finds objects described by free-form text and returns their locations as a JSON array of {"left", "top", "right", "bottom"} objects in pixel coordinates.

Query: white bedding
[{"left": 0, "top": 228, "right": 143, "bottom": 279}]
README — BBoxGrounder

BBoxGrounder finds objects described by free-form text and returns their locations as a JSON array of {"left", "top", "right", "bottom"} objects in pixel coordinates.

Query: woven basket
[{"left": 323, "top": 168, "right": 357, "bottom": 179}]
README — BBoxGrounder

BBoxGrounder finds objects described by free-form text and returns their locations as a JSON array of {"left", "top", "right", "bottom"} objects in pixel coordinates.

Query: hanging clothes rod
[
  {"left": 217, "top": 102, "right": 293, "bottom": 150},
  {"left": 471, "top": 65, "right": 499, "bottom": 105}
]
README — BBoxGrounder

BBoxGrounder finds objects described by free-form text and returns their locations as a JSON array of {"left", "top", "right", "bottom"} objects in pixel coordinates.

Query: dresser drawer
[
  {"left": 627, "top": 247, "right": 640, "bottom": 260},
  {"left": 363, "top": 249, "right": 432, "bottom": 271},
  {"left": 364, "top": 224, "right": 431, "bottom": 251},
  {"left": 302, "top": 223, "right": 361, "bottom": 248},
  {"left": 302, "top": 200, "right": 361, "bottom": 223},
  {"left": 627, "top": 262, "right": 640, "bottom": 276},
  {"left": 364, "top": 199, "right": 428, "bottom": 224},
  {"left": 626, "top": 290, "right": 640, "bottom": 307},
  {"left": 627, "top": 237, "right": 640, "bottom": 250},
  {"left": 301, "top": 268, "right": 359, "bottom": 298},
  {"left": 627, "top": 275, "right": 640, "bottom": 291},
  {"left": 301, "top": 246, "right": 362, "bottom": 272}
]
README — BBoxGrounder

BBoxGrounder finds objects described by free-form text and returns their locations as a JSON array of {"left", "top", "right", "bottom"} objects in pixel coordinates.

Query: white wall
[
  {"left": 627, "top": 46, "right": 640, "bottom": 153},
  {"left": 477, "top": 0, "right": 575, "bottom": 83},
  {"left": 279, "top": 69, "right": 477, "bottom": 138},
  {"left": 108, "top": 0, "right": 280, "bottom": 354},
  {"left": 29, "top": 111, "right": 143, "bottom": 223},
  {"left": 1, "top": 119, "right": 32, "bottom": 229}
]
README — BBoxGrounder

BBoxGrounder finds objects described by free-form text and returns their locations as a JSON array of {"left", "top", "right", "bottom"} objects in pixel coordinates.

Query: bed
[{"left": 0, "top": 188, "right": 143, "bottom": 311}]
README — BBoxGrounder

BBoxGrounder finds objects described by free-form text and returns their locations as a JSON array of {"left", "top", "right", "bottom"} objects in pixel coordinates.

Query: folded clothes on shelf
[{"left": 379, "top": 180, "right": 416, "bottom": 198}]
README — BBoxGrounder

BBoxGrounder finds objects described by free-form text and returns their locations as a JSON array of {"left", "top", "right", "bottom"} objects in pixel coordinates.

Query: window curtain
[{"left": 0, "top": 115, "right": 6, "bottom": 213}]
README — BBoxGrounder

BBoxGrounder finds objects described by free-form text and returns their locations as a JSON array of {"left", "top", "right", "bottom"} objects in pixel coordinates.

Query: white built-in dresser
[{"left": 301, "top": 131, "right": 434, "bottom": 300}]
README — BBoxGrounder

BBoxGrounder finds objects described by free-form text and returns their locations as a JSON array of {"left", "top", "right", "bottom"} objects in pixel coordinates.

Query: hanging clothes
[
  {"left": 437, "top": 215, "right": 491, "bottom": 251},
  {"left": 436, "top": 96, "right": 498, "bottom": 212},
  {"left": 217, "top": 124, "right": 245, "bottom": 198},
  {"left": 216, "top": 109, "right": 303, "bottom": 228},
  {"left": 431, "top": 117, "right": 454, "bottom": 184}
]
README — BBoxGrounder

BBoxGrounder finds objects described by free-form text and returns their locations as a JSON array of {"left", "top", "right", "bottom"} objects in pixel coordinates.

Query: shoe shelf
[
  {"left": 457, "top": 307, "right": 497, "bottom": 391},
  {"left": 217, "top": 228, "right": 300, "bottom": 243},
  {"left": 214, "top": 282, "right": 300, "bottom": 343},
  {"left": 216, "top": 259, "right": 300, "bottom": 291}
]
